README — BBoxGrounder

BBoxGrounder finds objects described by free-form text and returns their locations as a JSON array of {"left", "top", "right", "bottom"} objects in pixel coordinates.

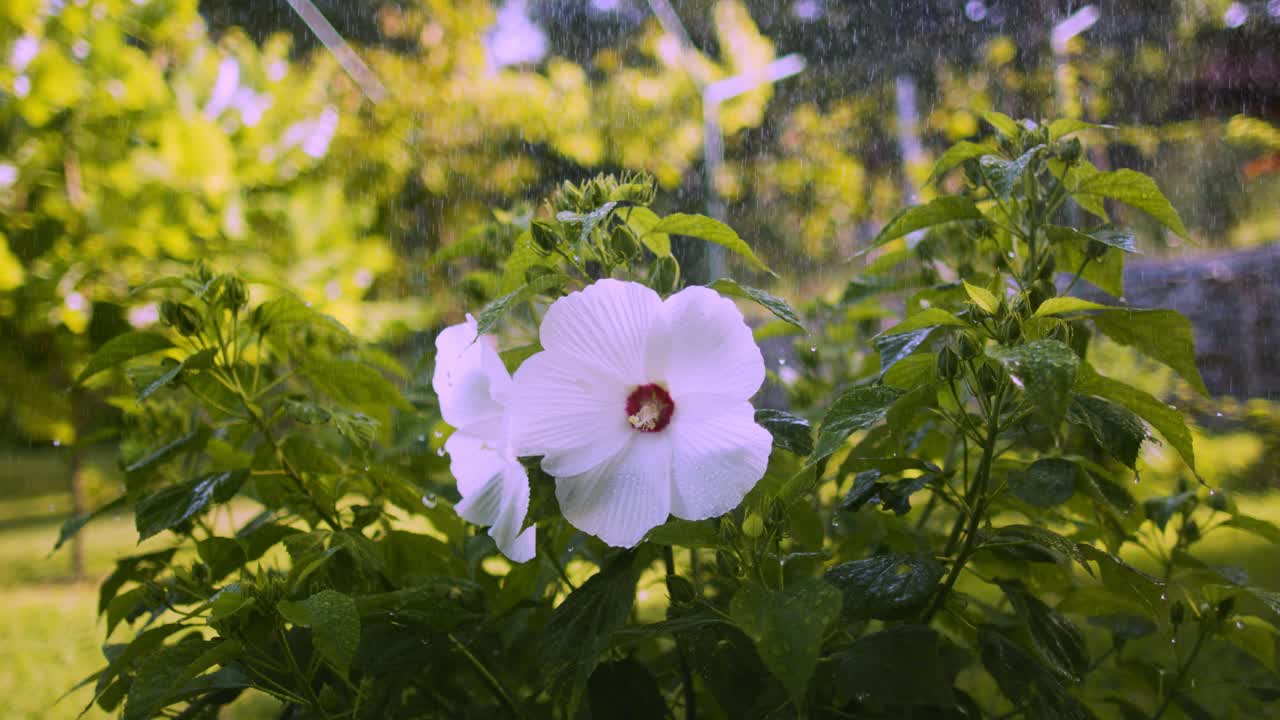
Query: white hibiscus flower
[
  {"left": 510, "top": 279, "right": 773, "bottom": 548},
  {"left": 432, "top": 315, "right": 535, "bottom": 562}
]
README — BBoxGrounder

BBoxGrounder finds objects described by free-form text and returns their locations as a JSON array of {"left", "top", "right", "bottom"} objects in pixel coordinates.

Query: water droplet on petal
[
  {"left": 422, "top": 494, "right": 437, "bottom": 508},
  {"left": 434, "top": 430, "right": 443, "bottom": 438},
  {"left": 436, "top": 447, "right": 446, "bottom": 457}
]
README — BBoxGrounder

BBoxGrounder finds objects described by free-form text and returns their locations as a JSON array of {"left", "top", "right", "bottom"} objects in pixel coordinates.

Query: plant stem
[
  {"left": 664, "top": 546, "right": 698, "bottom": 720},
  {"left": 448, "top": 632, "right": 526, "bottom": 719},
  {"left": 923, "top": 391, "right": 1004, "bottom": 623},
  {"left": 1151, "top": 625, "right": 1208, "bottom": 720}
]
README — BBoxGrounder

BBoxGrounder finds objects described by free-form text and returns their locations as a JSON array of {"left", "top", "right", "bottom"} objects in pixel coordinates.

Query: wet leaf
[
  {"left": 1010, "top": 458, "right": 1078, "bottom": 507},
  {"left": 824, "top": 553, "right": 943, "bottom": 620},
  {"left": 1074, "top": 168, "right": 1189, "bottom": 238},
  {"left": 730, "top": 578, "right": 840, "bottom": 704},
  {"left": 1089, "top": 308, "right": 1208, "bottom": 396},
  {"left": 988, "top": 339, "right": 1079, "bottom": 425},
  {"left": 77, "top": 331, "right": 174, "bottom": 384},
  {"left": 755, "top": 409, "right": 813, "bottom": 456},
  {"left": 871, "top": 196, "right": 985, "bottom": 249},
  {"left": 834, "top": 625, "right": 970, "bottom": 709},
  {"left": 1067, "top": 395, "right": 1147, "bottom": 469},
  {"left": 1075, "top": 363, "right": 1196, "bottom": 471},
  {"left": 809, "top": 386, "right": 904, "bottom": 465},
  {"left": 649, "top": 213, "right": 772, "bottom": 274},
  {"left": 135, "top": 469, "right": 249, "bottom": 541},
  {"left": 711, "top": 278, "right": 804, "bottom": 331},
  {"left": 278, "top": 589, "right": 361, "bottom": 674}
]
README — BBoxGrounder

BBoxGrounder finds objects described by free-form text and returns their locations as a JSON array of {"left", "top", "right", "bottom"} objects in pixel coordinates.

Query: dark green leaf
[
  {"left": 1089, "top": 308, "right": 1208, "bottom": 396},
  {"left": 834, "top": 625, "right": 970, "bottom": 709},
  {"left": 1078, "top": 545, "right": 1166, "bottom": 618},
  {"left": 755, "top": 409, "right": 813, "bottom": 456},
  {"left": 124, "top": 428, "right": 210, "bottom": 475},
  {"left": 54, "top": 495, "right": 126, "bottom": 552},
  {"left": 979, "top": 525, "right": 1092, "bottom": 576},
  {"left": 304, "top": 358, "right": 411, "bottom": 413},
  {"left": 1143, "top": 491, "right": 1196, "bottom": 531},
  {"left": 871, "top": 196, "right": 985, "bottom": 249},
  {"left": 135, "top": 469, "right": 249, "bottom": 541},
  {"left": 1067, "top": 395, "right": 1147, "bottom": 469},
  {"left": 644, "top": 518, "right": 722, "bottom": 548},
  {"left": 988, "top": 339, "right": 1080, "bottom": 424},
  {"left": 1044, "top": 225, "right": 1140, "bottom": 254},
  {"left": 474, "top": 270, "right": 568, "bottom": 335},
  {"left": 77, "top": 331, "right": 174, "bottom": 384},
  {"left": 649, "top": 213, "right": 772, "bottom": 274},
  {"left": 122, "top": 636, "right": 221, "bottom": 720},
  {"left": 587, "top": 658, "right": 668, "bottom": 720},
  {"left": 730, "top": 578, "right": 841, "bottom": 704},
  {"left": 1074, "top": 168, "right": 1189, "bottom": 238},
  {"left": 278, "top": 589, "right": 360, "bottom": 674},
  {"left": 1225, "top": 515, "right": 1280, "bottom": 545},
  {"left": 710, "top": 278, "right": 804, "bottom": 331},
  {"left": 1010, "top": 458, "right": 1078, "bottom": 507},
  {"left": 875, "top": 327, "right": 935, "bottom": 376},
  {"left": 1075, "top": 363, "right": 1196, "bottom": 472},
  {"left": 999, "top": 581, "right": 1090, "bottom": 682},
  {"left": 824, "top": 553, "right": 943, "bottom": 620},
  {"left": 539, "top": 552, "right": 639, "bottom": 708},
  {"left": 978, "top": 625, "right": 1084, "bottom": 719},
  {"left": 1054, "top": 231, "right": 1125, "bottom": 297},
  {"left": 810, "top": 386, "right": 905, "bottom": 465}
]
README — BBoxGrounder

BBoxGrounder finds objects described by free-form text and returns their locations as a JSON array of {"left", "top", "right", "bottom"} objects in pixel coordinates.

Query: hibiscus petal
[
  {"left": 668, "top": 401, "right": 772, "bottom": 520},
  {"left": 449, "top": 434, "right": 535, "bottom": 562},
  {"left": 509, "top": 351, "right": 631, "bottom": 468},
  {"left": 433, "top": 317, "right": 508, "bottom": 433},
  {"left": 555, "top": 433, "right": 672, "bottom": 548},
  {"left": 660, "top": 286, "right": 765, "bottom": 402},
  {"left": 538, "top": 279, "right": 663, "bottom": 386}
]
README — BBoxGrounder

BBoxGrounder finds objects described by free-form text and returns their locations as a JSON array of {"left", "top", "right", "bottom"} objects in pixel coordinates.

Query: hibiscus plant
[{"left": 60, "top": 120, "right": 1280, "bottom": 719}]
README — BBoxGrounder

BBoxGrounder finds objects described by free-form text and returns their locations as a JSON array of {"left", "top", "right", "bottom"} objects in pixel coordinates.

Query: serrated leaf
[
  {"left": 622, "top": 206, "right": 671, "bottom": 257},
  {"left": 980, "top": 525, "right": 1092, "bottom": 576},
  {"left": 475, "top": 270, "right": 568, "bottom": 335},
  {"left": 875, "top": 327, "right": 934, "bottom": 376},
  {"left": 1067, "top": 395, "right": 1147, "bottom": 469},
  {"left": 710, "top": 278, "right": 804, "bottom": 331},
  {"left": 963, "top": 280, "right": 1000, "bottom": 314},
  {"left": 1054, "top": 230, "right": 1124, "bottom": 296},
  {"left": 1045, "top": 224, "right": 1141, "bottom": 255},
  {"left": 883, "top": 352, "right": 936, "bottom": 390},
  {"left": 1143, "top": 491, "right": 1196, "bottom": 531},
  {"left": 53, "top": 495, "right": 126, "bottom": 552},
  {"left": 1048, "top": 118, "right": 1113, "bottom": 140},
  {"left": 878, "top": 307, "right": 969, "bottom": 335},
  {"left": 1078, "top": 545, "right": 1166, "bottom": 618},
  {"left": 834, "top": 626, "right": 969, "bottom": 709},
  {"left": 284, "top": 397, "right": 331, "bottom": 424},
  {"left": 1089, "top": 308, "right": 1208, "bottom": 396},
  {"left": 809, "top": 386, "right": 905, "bottom": 465},
  {"left": 871, "top": 196, "right": 985, "bottom": 249},
  {"left": 824, "top": 553, "right": 943, "bottom": 620},
  {"left": 754, "top": 409, "right": 812, "bottom": 456},
  {"left": 135, "top": 469, "right": 249, "bottom": 541},
  {"left": 304, "top": 358, "right": 411, "bottom": 413},
  {"left": 77, "top": 331, "right": 174, "bottom": 384},
  {"left": 1075, "top": 363, "right": 1196, "bottom": 471},
  {"left": 988, "top": 339, "right": 1080, "bottom": 424},
  {"left": 648, "top": 213, "right": 772, "bottom": 274},
  {"left": 730, "top": 578, "right": 840, "bottom": 704},
  {"left": 1074, "top": 169, "right": 1189, "bottom": 238},
  {"left": 980, "top": 145, "right": 1043, "bottom": 198},
  {"left": 999, "top": 581, "right": 1090, "bottom": 682},
  {"left": 278, "top": 589, "right": 360, "bottom": 674},
  {"left": 122, "top": 636, "right": 221, "bottom": 720},
  {"left": 1010, "top": 458, "right": 1078, "bottom": 507}
]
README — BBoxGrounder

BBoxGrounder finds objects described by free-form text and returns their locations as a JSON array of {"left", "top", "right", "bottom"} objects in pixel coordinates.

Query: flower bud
[
  {"left": 1038, "top": 254, "right": 1057, "bottom": 280},
  {"left": 160, "top": 301, "right": 202, "bottom": 337},
  {"left": 955, "top": 331, "right": 983, "bottom": 360},
  {"left": 1057, "top": 137, "right": 1083, "bottom": 164},
  {"left": 742, "top": 512, "right": 765, "bottom": 539},
  {"left": 222, "top": 275, "right": 249, "bottom": 313},
  {"left": 1207, "top": 489, "right": 1229, "bottom": 511},
  {"left": 1216, "top": 596, "right": 1236, "bottom": 621},
  {"left": 1048, "top": 323, "right": 1071, "bottom": 344},
  {"left": 606, "top": 223, "right": 641, "bottom": 262},
  {"left": 976, "top": 363, "right": 1002, "bottom": 395},
  {"left": 998, "top": 316, "right": 1022, "bottom": 343},
  {"left": 935, "top": 347, "right": 961, "bottom": 381},
  {"left": 530, "top": 221, "right": 560, "bottom": 256},
  {"left": 1170, "top": 600, "right": 1186, "bottom": 627},
  {"left": 651, "top": 256, "right": 679, "bottom": 295},
  {"left": 1183, "top": 519, "right": 1200, "bottom": 543}
]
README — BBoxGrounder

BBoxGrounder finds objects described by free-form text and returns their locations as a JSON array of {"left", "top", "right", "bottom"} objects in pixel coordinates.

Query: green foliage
[{"left": 48, "top": 122, "right": 1280, "bottom": 720}]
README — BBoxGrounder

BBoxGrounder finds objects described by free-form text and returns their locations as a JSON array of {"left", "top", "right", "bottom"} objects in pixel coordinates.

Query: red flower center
[{"left": 625, "top": 383, "right": 675, "bottom": 433}]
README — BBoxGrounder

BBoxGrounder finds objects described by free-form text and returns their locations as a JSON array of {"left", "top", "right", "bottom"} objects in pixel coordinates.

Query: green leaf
[
  {"left": 1010, "top": 458, "right": 1078, "bottom": 507},
  {"left": 1078, "top": 545, "right": 1166, "bottom": 618},
  {"left": 1074, "top": 168, "right": 1189, "bottom": 238},
  {"left": 927, "top": 140, "right": 995, "bottom": 184},
  {"left": 824, "top": 553, "right": 943, "bottom": 620},
  {"left": 1227, "top": 617, "right": 1279, "bottom": 675},
  {"left": 1067, "top": 395, "right": 1147, "bottom": 469},
  {"left": 1054, "top": 231, "right": 1124, "bottom": 296},
  {"left": 648, "top": 213, "right": 772, "bottom": 274},
  {"left": 1089, "top": 308, "right": 1208, "bottom": 396},
  {"left": 730, "top": 578, "right": 841, "bottom": 704},
  {"left": 1143, "top": 491, "right": 1196, "bottom": 531},
  {"left": 1033, "top": 296, "right": 1110, "bottom": 317},
  {"left": 1045, "top": 224, "right": 1141, "bottom": 255},
  {"left": 979, "top": 525, "right": 1092, "bottom": 576},
  {"left": 499, "top": 230, "right": 545, "bottom": 293},
  {"left": 999, "top": 581, "right": 1090, "bottom": 682},
  {"left": 644, "top": 518, "right": 722, "bottom": 548},
  {"left": 587, "top": 659, "right": 668, "bottom": 720},
  {"left": 135, "top": 469, "right": 249, "bottom": 541},
  {"left": 284, "top": 397, "right": 331, "bottom": 424},
  {"left": 875, "top": 327, "right": 934, "bottom": 376},
  {"left": 622, "top": 206, "right": 671, "bottom": 257},
  {"left": 77, "top": 331, "right": 174, "bottom": 384},
  {"left": 978, "top": 625, "right": 1081, "bottom": 718},
  {"left": 1225, "top": 515, "right": 1280, "bottom": 545},
  {"left": 810, "top": 386, "right": 905, "bottom": 465},
  {"left": 539, "top": 552, "right": 639, "bottom": 708},
  {"left": 982, "top": 110, "right": 1021, "bottom": 137},
  {"left": 53, "top": 495, "right": 126, "bottom": 552},
  {"left": 988, "top": 339, "right": 1080, "bottom": 424},
  {"left": 474, "top": 270, "right": 568, "bottom": 335},
  {"left": 980, "top": 145, "right": 1043, "bottom": 198},
  {"left": 304, "top": 358, "right": 412, "bottom": 413},
  {"left": 332, "top": 409, "right": 378, "bottom": 450},
  {"left": 963, "top": 280, "right": 1000, "bottom": 314},
  {"left": 878, "top": 307, "right": 969, "bottom": 335},
  {"left": 278, "top": 589, "right": 360, "bottom": 674},
  {"left": 871, "top": 196, "right": 985, "bottom": 249},
  {"left": 883, "top": 352, "right": 936, "bottom": 390},
  {"left": 710, "top": 278, "right": 804, "bottom": 331},
  {"left": 754, "top": 409, "right": 813, "bottom": 456},
  {"left": 834, "top": 626, "right": 970, "bottom": 709},
  {"left": 122, "top": 636, "right": 221, "bottom": 720},
  {"left": 1075, "top": 363, "right": 1196, "bottom": 472},
  {"left": 1048, "top": 118, "right": 1113, "bottom": 140}
]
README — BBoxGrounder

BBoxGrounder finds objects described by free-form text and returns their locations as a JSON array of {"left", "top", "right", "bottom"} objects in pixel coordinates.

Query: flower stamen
[{"left": 625, "top": 383, "right": 674, "bottom": 432}]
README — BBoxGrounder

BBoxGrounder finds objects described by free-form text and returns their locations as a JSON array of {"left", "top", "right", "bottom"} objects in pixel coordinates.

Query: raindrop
[
  {"left": 1224, "top": 2, "right": 1248, "bottom": 28},
  {"left": 433, "top": 430, "right": 443, "bottom": 438},
  {"left": 436, "top": 447, "right": 446, "bottom": 457},
  {"left": 416, "top": 434, "right": 426, "bottom": 442},
  {"left": 1160, "top": 592, "right": 1168, "bottom": 601},
  {"left": 778, "top": 358, "right": 787, "bottom": 366},
  {"left": 1170, "top": 637, "right": 1177, "bottom": 646},
  {"left": 1236, "top": 620, "right": 1246, "bottom": 630},
  {"left": 52, "top": 439, "right": 61, "bottom": 447},
  {"left": 1215, "top": 412, "right": 1224, "bottom": 417},
  {"left": 964, "top": 1, "right": 987, "bottom": 22},
  {"left": 422, "top": 494, "right": 437, "bottom": 508},
  {"left": 809, "top": 346, "right": 817, "bottom": 353}
]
